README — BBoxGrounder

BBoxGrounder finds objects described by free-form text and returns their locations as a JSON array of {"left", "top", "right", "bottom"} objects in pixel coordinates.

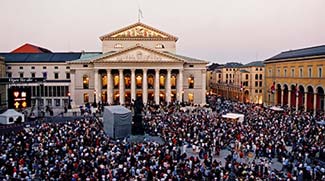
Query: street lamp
[{"left": 67, "top": 92, "right": 72, "bottom": 109}]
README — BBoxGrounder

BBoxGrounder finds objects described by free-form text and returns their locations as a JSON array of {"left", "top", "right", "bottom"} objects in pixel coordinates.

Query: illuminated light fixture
[
  {"left": 14, "top": 102, "right": 20, "bottom": 108},
  {"left": 22, "top": 101, "right": 27, "bottom": 108},
  {"left": 14, "top": 91, "right": 19, "bottom": 98}
]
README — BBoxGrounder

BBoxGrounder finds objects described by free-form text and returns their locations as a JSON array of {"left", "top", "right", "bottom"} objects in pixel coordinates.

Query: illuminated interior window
[
  {"left": 125, "top": 74, "right": 131, "bottom": 89},
  {"left": 155, "top": 43, "right": 165, "bottom": 49},
  {"left": 83, "top": 93, "right": 89, "bottom": 103},
  {"left": 188, "top": 93, "right": 194, "bottom": 102},
  {"left": 160, "top": 75, "right": 165, "bottom": 89},
  {"left": 113, "top": 75, "right": 119, "bottom": 89},
  {"left": 102, "top": 75, "right": 107, "bottom": 89},
  {"left": 114, "top": 43, "right": 123, "bottom": 48},
  {"left": 83, "top": 75, "right": 89, "bottom": 89},
  {"left": 171, "top": 75, "right": 176, "bottom": 89},
  {"left": 136, "top": 75, "right": 142, "bottom": 88},
  {"left": 188, "top": 76, "right": 194, "bottom": 89},
  {"left": 148, "top": 75, "right": 154, "bottom": 89}
]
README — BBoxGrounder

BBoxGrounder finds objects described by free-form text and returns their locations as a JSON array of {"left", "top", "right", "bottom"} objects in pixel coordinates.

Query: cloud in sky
[{"left": 0, "top": 0, "right": 325, "bottom": 64}]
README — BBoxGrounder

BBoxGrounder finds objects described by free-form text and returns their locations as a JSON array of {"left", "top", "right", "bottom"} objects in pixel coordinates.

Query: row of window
[
  {"left": 7, "top": 72, "right": 70, "bottom": 79},
  {"left": 31, "top": 86, "right": 69, "bottom": 97},
  {"left": 7, "top": 66, "right": 70, "bottom": 70},
  {"left": 255, "top": 89, "right": 263, "bottom": 93},
  {"left": 270, "top": 67, "right": 323, "bottom": 78},
  {"left": 32, "top": 98, "right": 69, "bottom": 107}
]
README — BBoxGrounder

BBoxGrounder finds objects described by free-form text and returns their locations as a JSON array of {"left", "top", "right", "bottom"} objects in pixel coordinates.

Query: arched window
[
  {"left": 83, "top": 75, "right": 89, "bottom": 89},
  {"left": 255, "top": 74, "right": 258, "bottom": 80},
  {"left": 246, "top": 74, "right": 249, "bottom": 80},
  {"left": 259, "top": 74, "right": 262, "bottom": 80},
  {"left": 188, "top": 76, "right": 194, "bottom": 89},
  {"left": 155, "top": 43, "right": 165, "bottom": 49},
  {"left": 114, "top": 43, "right": 123, "bottom": 49}
]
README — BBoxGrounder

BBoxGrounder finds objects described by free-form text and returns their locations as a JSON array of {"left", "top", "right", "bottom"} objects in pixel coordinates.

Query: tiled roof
[
  {"left": 164, "top": 52, "right": 207, "bottom": 63},
  {"left": 11, "top": 43, "right": 52, "bottom": 53},
  {"left": 266, "top": 45, "right": 325, "bottom": 61},
  {"left": 242, "top": 61, "right": 264, "bottom": 67},
  {"left": 224, "top": 62, "right": 243, "bottom": 68},
  {"left": 0, "top": 53, "right": 82, "bottom": 63}
]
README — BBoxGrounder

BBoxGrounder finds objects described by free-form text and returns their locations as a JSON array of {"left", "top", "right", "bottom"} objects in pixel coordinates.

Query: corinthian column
[
  {"left": 119, "top": 69, "right": 125, "bottom": 105},
  {"left": 94, "top": 69, "right": 100, "bottom": 103},
  {"left": 142, "top": 69, "right": 148, "bottom": 104},
  {"left": 107, "top": 69, "right": 113, "bottom": 104},
  {"left": 155, "top": 69, "right": 160, "bottom": 104},
  {"left": 166, "top": 69, "right": 172, "bottom": 103},
  {"left": 177, "top": 69, "right": 183, "bottom": 102}
]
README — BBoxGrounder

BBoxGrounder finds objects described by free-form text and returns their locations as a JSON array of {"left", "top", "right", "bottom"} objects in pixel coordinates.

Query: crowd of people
[{"left": 0, "top": 98, "right": 324, "bottom": 180}]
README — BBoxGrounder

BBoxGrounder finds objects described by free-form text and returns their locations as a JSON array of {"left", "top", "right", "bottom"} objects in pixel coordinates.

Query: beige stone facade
[
  {"left": 69, "top": 22, "right": 207, "bottom": 106},
  {"left": 210, "top": 62, "right": 264, "bottom": 104},
  {"left": 264, "top": 45, "right": 325, "bottom": 113}
]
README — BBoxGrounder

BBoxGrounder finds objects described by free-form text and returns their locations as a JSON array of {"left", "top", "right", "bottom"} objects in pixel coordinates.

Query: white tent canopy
[
  {"left": 222, "top": 113, "right": 244, "bottom": 123},
  {"left": 0, "top": 109, "right": 25, "bottom": 124},
  {"left": 270, "top": 106, "right": 284, "bottom": 111}
]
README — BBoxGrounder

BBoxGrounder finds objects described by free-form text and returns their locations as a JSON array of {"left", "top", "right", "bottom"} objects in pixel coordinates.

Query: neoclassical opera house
[{"left": 68, "top": 22, "right": 208, "bottom": 106}]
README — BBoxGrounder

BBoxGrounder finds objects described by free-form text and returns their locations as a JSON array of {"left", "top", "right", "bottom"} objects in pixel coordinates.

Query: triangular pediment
[
  {"left": 100, "top": 22, "right": 178, "bottom": 41},
  {"left": 93, "top": 46, "right": 184, "bottom": 63}
]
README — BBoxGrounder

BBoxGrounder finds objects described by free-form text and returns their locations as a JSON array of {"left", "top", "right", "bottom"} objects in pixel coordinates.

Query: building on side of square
[{"left": 264, "top": 45, "right": 325, "bottom": 114}]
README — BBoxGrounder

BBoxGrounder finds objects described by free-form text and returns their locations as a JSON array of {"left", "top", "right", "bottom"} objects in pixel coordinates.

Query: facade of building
[
  {"left": 264, "top": 45, "right": 325, "bottom": 113},
  {"left": 0, "top": 22, "right": 208, "bottom": 109},
  {"left": 69, "top": 22, "right": 207, "bottom": 106},
  {"left": 210, "top": 61, "right": 264, "bottom": 104}
]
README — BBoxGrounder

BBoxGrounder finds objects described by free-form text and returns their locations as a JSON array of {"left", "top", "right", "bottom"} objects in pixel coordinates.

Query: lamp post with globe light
[{"left": 67, "top": 92, "right": 72, "bottom": 109}]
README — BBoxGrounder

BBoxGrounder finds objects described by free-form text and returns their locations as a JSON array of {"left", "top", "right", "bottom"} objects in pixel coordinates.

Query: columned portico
[
  {"left": 296, "top": 92, "right": 299, "bottom": 112},
  {"left": 288, "top": 90, "right": 291, "bottom": 107},
  {"left": 119, "top": 69, "right": 125, "bottom": 105},
  {"left": 155, "top": 69, "right": 160, "bottom": 104},
  {"left": 201, "top": 70, "right": 207, "bottom": 105},
  {"left": 304, "top": 92, "right": 308, "bottom": 111}
]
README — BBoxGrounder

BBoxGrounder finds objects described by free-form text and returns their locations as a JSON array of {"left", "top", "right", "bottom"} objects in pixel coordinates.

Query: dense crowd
[{"left": 0, "top": 98, "right": 324, "bottom": 180}]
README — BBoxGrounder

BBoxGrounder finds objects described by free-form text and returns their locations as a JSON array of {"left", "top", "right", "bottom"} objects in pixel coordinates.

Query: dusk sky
[{"left": 1, "top": 0, "right": 325, "bottom": 64}]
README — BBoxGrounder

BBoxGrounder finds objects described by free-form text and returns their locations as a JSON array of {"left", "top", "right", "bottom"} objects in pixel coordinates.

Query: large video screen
[{"left": 8, "top": 87, "right": 31, "bottom": 109}]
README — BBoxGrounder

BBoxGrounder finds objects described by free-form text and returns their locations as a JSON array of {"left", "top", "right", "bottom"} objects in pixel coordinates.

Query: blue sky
[{"left": 0, "top": 0, "right": 324, "bottom": 64}]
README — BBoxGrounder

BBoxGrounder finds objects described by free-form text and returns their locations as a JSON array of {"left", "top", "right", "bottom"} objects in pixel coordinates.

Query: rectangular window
[
  {"left": 53, "top": 86, "right": 57, "bottom": 97},
  {"left": 218, "top": 74, "right": 221, "bottom": 78},
  {"left": 46, "top": 99, "right": 52, "bottom": 106},
  {"left": 20, "top": 72, "right": 24, "bottom": 78},
  {"left": 189, "top": 65, "right": 194, "bottom": 67},
  {"left": 7, "top": 66, "right": 11, "bottom": 70},
  {"left": 45, "top": 86, "right": 48, "bottom": 97},
  {"left": 318, "top": 67, "right": 322, "bottom": 78},
  {"left": 83, "top": 64, "right": 88, "bottom": 67},
  {"left": 255, "top": 89, "right": 258, "bottom": 93},
  {"left": 284, "top": 69, "right": 287, "bottom": 77},
  {"left": 84, "top": 93, "right": 89, "bottom": 103},
  {"left": 308, "top": 67, "right": 312, "bottom": 77},
  {"left": 43, "top": 66, "right": 47, "bottom": 69},
  {"left": 268, "top": 69, "right": 272, "bottom": 76},
  {"left": 259, "top": 89, "right": 262, "bottom": 93},
  {"left": 31, "top": 66, "right": 35, "bottom": 69},
  {"left": 66, "top": 73, "right": 70, "bottom": 79},
  {"left": 7, "top": 72, "right": 12, "bottom": 78},
  {"left": 255, "top": 81, "right": 258, "bottom": 87},
  {"left": 259, "top": 81, "right": 262, "bottom": 87},
  {"left": 49, "top": 86, "right": 52, "bottom": 97},
  {"left": 54, "top": 73, "right": 59, "bottom": 79},
  {"left": 31, "top": 73, "right": 35, "bottom": 78},
  {"left": 299, "top": 68, "right": 303, "bottom": 77},
  {"left": 55, "top": 99, "right": 60, "bottom": 107}
]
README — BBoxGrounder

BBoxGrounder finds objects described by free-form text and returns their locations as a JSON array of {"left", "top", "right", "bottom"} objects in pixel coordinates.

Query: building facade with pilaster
[{"left": 264, "top": 45, "right": 325, "bottom": 114}]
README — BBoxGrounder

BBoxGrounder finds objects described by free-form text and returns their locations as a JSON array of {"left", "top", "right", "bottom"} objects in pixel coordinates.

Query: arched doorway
[
  {"left": 306, "top": 86, "right": 314, "bottom": 111},
  {"left": 316, "top": 87, "right": 324, "bottom": 111},
  {"left": 276, "top": 84, "right": 281, "bottom": 105},
  {"left": 283, "top": 85, "right": 289, "bottom": 105},
  {"left": 290, "top": 84, "right": 296, "bottom": 107},
  {"left": 298, "top": 85, "right": 304, "bottom": 110}
]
